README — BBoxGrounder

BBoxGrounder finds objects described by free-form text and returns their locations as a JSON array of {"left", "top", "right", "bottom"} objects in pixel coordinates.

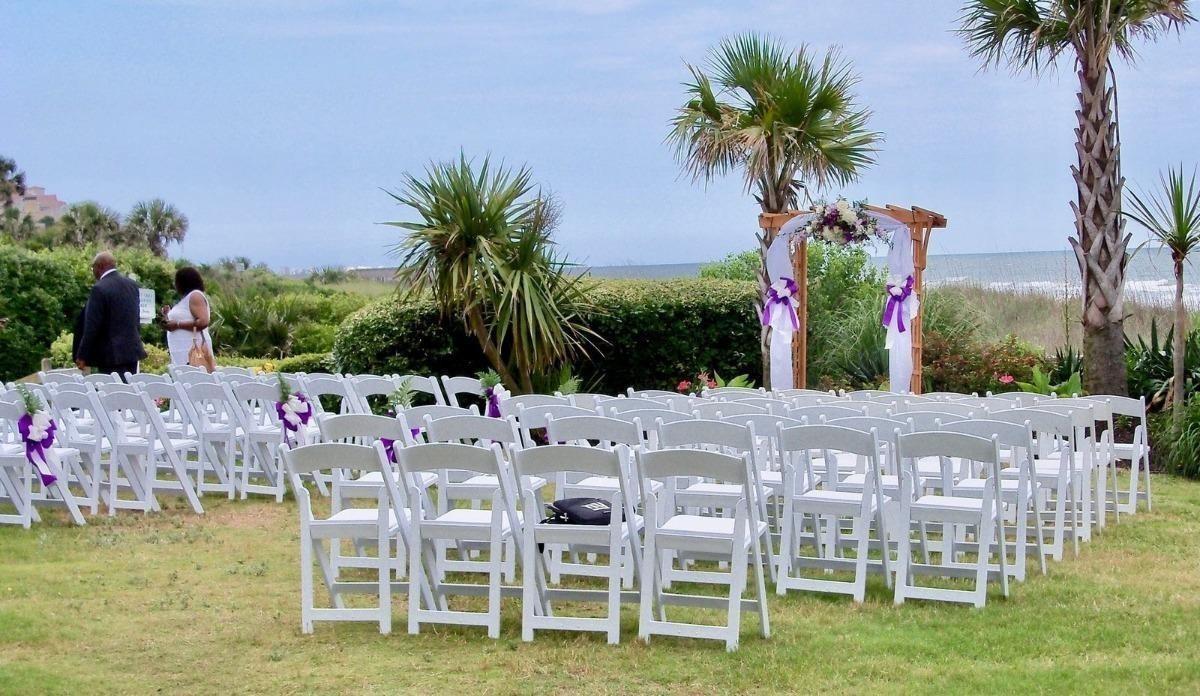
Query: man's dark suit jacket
[{"left": 77, "top": 271, "right": 147, "bottom": 370}]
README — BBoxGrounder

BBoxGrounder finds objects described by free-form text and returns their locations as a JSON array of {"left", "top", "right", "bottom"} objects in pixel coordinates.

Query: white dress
[{"left": 166, "top": 290, "right": 213, "bottom": 366}]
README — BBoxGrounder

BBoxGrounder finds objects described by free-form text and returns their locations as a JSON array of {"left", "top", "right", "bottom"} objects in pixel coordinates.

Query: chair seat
[
  {"left": 1110, "top": 442, "right": 1147, "bottom": 458},
  {"left": 798, "top": 489, "right": 864, "bottom": 505},
  {"left": 659, "top": 514, "right": 768, "bottom": 544},
  {"left": 458, "top": 474, "right": 546, "bottom": 490},
  {"left": 354, "top": 470, "right": 438, "bottom": 489},
  {"left": 955, "top": 477, "right": 1025, "bottom": 494},
  {"left": 308, "top": 507, "right": 405, "bottom": 539},
  {"left": 682, "top": 482, "right": 773, "bottom": 499},
  {"left": 912, "top": 494, "right": 984, "bottom": 513},
  {"left": 426, "top": 507, "right": 518, "bottom": 536}
]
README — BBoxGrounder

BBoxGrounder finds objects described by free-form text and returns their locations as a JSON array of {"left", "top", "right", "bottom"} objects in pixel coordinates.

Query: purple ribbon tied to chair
[
  {"left": 380, "top": 428, "right": 423, "bottom": 462},
  {"left": 276, "top": 393, "right": 313, "bottom": 446},
  {"left": 761, "top": 277, "right": 800, "bottom": 331},
  {"left": 484, "top": 385, "right": 509, "bottom": 418},
  {"left": 18, "top": 412, "right": 58, "bottom": 486},
  {"left": 882, "top": 275, "right": 915, "bottom": 332}
]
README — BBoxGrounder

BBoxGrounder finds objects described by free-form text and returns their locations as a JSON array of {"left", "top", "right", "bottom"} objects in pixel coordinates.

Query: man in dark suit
[{"left": 75, "top": 251, "right": 147, "bottom": 376}]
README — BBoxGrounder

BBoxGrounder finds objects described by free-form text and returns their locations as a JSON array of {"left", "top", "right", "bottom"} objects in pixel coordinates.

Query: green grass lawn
[{"left": 3, "top": 476, "right": 1200, "bottom": 695}]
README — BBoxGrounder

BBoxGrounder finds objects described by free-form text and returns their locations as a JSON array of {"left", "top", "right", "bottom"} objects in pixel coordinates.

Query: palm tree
[
  {"left": 959, "top": 0, "right": 1193, "bottom": 396},
  {"left": 385, "top": 155, "right": 594, "bottom": 393},
  {"left": 125, "top": 198, "right": 189, "bottom": 257},
  {"left": 58, "top": 201, "right": 122, "bottom": 246},
  {"left": 668, "top": 34, "right": 882, "bottom": 385},
  {"left": 1, "top": 207, "right": 37, "bottom": 241},
  {"left": 0, "top": 155, "right": 26, "bottom": 208},
  {"left": 1125, "top": 165, "right": 1200, "bottom": 418}
]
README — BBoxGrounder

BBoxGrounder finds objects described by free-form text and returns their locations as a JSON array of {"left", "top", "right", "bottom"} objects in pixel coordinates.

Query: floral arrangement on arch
[{"left": 801, "top": 198, "right": 888, "bottom": 247}]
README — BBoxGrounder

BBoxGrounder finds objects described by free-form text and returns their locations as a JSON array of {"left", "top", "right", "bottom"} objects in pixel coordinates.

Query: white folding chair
[
  {"left": 1088, "top": 394, "right": 1151, "bottom": 514},
  {"left": 0, "top": 399, "right": 87, "bottom": 526},
  {"left": 180, "top": 381, "right": 240, "bottom": 500},
  {"left": 942, "top": 418, "right": 1048, "bottom": 581},
  {"left": 395, "top": 374, "right": 447, "bottom": 406},
  {"left": 126, "top": 373, "right": 172, "bottom": 388},
  {"left": 174, "top": 371, "right": 218, "bottom": 387},
  {"left": 83, "top": 372, "right": 121, "bottom": 386},
  {"left": 215, "top": 366, "right": 255, "bottom": 377},
  {"left": 96, "top": 390, "right": 204, "bottom": 515},
  {"left": 397, "top": 442, "right": 524, "bottom": 639},
  {"left": 281, "top": 441, "right": 407, "bottom": 635},
  {"left": 787, "top": 404, "right": 864, "bottom": 423},
  {"left": 229, "top": 381, "right": 291, "bottom": 501},
  {"left": 776, "top": 424, "right": 891, "bottom": 602},
  {"left": 166, "top": 364, "right": 205, "bottom": 379},
  {"left": 38, "top": 370, "right": 83, "bottom": 387},
  {"left": 692, "top": 402, "right": 768, "bottom": 419},
  {"left": 439, "top": 375, "right": 483, "bottom": 408},
  {"left": 515, "top": 444, "right": 643, "bottom": 644},
  {"left": 602, "top": 397, "right": 670, "bottom": 413},
  {"left": 514, "top": 403, "right": 595, "bottom": 448},
  {"left": 893, "top": 431, "right": 1008, "bottom": 607},
  {"left": 635, "top": 447, "right": 770, "bottom": 652},
  {"left": 45, "top": 388, "right": 109, "bottom": 514},
  {"left": 499, "top": 394, "right": 571, "bottom": 419},
  {"left": 346, "top": 375, "right": 400, "bottom": 415},
  {"left": 300, "top": 375, "right": 357, "bottom": 418}
]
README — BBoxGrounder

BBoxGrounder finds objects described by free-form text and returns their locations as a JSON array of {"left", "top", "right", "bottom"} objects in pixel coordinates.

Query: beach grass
[{"left": 2, "top": 475, "right": 1199, "bottom": 694}]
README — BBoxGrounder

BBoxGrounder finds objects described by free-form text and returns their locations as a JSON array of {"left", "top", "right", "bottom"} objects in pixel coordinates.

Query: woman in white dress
[{"left": 162, "top": 267, "right": 213, "bottom": 366}]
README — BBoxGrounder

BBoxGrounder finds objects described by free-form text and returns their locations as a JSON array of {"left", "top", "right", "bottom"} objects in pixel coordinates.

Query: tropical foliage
[
  {"left": 0, "top": 154, "right": 25, "bottom": 207},
  {"left": 1125, "top": 165, "right": 1200, "bottom": 417},
  {"left": 384, "top": 155, "right": 595, "bottom": 393},
  {"left": 669, "top": 33, "right": 882, "bottom": 384},
  {"left": 959, "top": 0, "right": 1194, "bottom": 396},
  {"left": 1125, "top": 319, "right": 1200, "bottom": 409},
  {"left": 125, "top": 198, "right": 189, "bottom": 257}
]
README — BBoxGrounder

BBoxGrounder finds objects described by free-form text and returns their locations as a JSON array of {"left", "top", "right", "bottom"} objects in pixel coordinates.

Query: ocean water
[{"left": 588, "top": 247, "right": 1199, "bottom": 309}]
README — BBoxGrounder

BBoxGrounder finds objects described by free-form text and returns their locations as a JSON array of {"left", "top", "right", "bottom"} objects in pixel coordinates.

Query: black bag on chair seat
[{"left": 542, "top": 497, "right": 611, "bottom": 525}]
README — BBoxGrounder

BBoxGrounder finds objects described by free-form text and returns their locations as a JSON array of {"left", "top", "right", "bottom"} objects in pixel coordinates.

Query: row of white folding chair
[
  {"left": 0, "top": 396, "right": 88, "bottom": 526},
  {"left": 280, "top": 432, "right": 768, "bottom": 648}
]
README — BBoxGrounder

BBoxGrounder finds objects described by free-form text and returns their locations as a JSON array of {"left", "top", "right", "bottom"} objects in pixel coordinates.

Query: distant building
[{"left": 13, "top": 186, "right": 67, "bottom": 221}]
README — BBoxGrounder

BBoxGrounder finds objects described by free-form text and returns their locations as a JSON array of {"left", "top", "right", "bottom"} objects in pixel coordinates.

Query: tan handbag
[{"left": 188, "top": 331, "right": 216, "bottom": 373}]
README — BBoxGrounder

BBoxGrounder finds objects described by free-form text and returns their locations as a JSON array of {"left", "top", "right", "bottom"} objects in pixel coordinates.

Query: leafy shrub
[
  {"left": 277, "top": 352, "right": 335, "bottom": 374},
  {"left": 334, "top": 279, "right": 760, "bottom": 393},
  {"left": 1149, "top": 396, "right": 1200, "bottom": 479},
  {"left": 923, "top": 333, "right": 1046, "bottom": 395},
  {"left": 0, "top": 245, "right": 90, "bottom": 379},
  {"left": 1125, "top": 319, "right": 1200, "bottom": 410}
]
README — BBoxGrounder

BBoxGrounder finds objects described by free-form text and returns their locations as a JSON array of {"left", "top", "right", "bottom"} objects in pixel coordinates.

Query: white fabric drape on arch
[{"left": 765, "top": 211, "right": 913, "bottom": 391}]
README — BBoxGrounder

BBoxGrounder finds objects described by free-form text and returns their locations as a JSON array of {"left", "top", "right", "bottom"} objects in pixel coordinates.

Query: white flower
[
  {"left": 839, "top": 207, "right": 857, "bottom": 224},
  {"left": 770, "top": 278, "right": 794, "bottom": 298},
  {"left": 889, "top": 285, "right": 904, "bottom": 297},
  {"left": 822, "top": 226, "right": 838, "bottom": 242},
  {"left": 835, "top": 199, "right": 851, "bottom": 212},
  {"left": 27, "top": 412, "right": 52, "bottom": 441}
]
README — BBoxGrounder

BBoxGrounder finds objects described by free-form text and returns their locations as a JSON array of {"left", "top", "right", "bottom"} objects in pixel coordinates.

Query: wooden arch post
[{"left": 758, "top": 205, "right": 947, "bottom": 393}]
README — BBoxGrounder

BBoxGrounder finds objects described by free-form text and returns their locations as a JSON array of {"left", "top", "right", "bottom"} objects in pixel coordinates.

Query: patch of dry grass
[{"left": 3, "top": 476, "right": 1200, "bottom": 694}]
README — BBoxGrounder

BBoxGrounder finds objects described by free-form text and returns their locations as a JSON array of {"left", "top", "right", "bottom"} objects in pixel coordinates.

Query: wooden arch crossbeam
[{"left": 758, "top": 204, "right": 948, "bottom": 393}]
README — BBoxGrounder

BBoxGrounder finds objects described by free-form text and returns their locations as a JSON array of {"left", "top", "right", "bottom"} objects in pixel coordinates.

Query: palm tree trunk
[
  {"left": 1068, "top": 55, "right": 1130, "bottom": 396},
  {"left": 1173, "top": 254, "right": 1186, "bottom": 421},
  {"left": 466, "top": 307, "right": 520, "bottom": 392}
]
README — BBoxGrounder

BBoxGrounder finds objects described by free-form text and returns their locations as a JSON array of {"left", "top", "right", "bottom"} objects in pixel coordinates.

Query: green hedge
[{"left": 333, "top": 279, "right": 760, "bottom": 393}]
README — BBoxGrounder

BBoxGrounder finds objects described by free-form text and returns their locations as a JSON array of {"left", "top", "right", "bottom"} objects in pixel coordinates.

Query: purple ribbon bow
[
  {"left": 275, "top": 393, "right": 313, "bottom": 445},
  {"left": 484, "top": 387, "right": 502, "bottom": 418},
  {"left": 17, "top": 413, "right": 58, "bottom": 486},
  {"left": 882, "top": 275, "right": 915, "bottom": 333},
  {"left": 760, "top": 277, "right": 800, "bottom": 330},
  {"left": 380, "top": 429, "right": 423, "bottom": 462}
]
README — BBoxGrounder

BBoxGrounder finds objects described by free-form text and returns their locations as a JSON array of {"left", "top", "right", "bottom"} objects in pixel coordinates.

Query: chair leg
[
  {"left": 408, "top": 535, "right": 423, "bottom": 635},
  {"left": 300, "top": 529, "right": 314, "bottom": 634},
  {"left": 487, "top": 532, "right": 503, "bottom": 639},
  {"left": 725, "top": 543, "right": 747, "bottom": 653}
]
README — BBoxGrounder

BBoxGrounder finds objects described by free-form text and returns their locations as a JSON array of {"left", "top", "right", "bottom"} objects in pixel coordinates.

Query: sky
[{"left": 3, "top": 0, "right": 1198, "bottom": 270}]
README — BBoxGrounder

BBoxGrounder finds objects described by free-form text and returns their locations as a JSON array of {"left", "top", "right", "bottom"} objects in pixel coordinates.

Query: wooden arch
[{"left": 758, "top": 205, "right": 948, "bottom": 393}]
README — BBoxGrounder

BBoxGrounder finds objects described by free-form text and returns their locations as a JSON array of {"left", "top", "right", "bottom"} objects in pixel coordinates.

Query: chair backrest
[
  {"left": 1086, "top": 394, "right": 1145, "bottom": 420},
  {"left": 691, "top": 401, "right": 767, "bottom": 419},
  {"left": 230, "top": 380, "right": 284, "bottom": 428},
  {"left": 605, "top": 408, "right": 692, "bottom": 429},
  {"left": 347, "top": 375, "right": 400, "bottom": 412},
  {"left": 181, "top": 381, "right": 241, "bottom": 432},
  {"left": 83, "top": 372, "right": 120, "bottom": 385},
  {"left": 775, "top": 388, "right": 836, "bottom": 399},
  {"left": 940, "top": 418, "right": 1034, "bottom": 451},
  {"left": 895, "top": 430, "right": 999, "bottom": 470},
  {"left": 175, "top": 371, "right": 219, "bottom": 386},
  {"left": 96, "top": 389, "right": 171, "bottom": 445},
  {"left": 725, "top": 396, "right": 792, "bottom": 414},
  {"left": 921, "top": 391, "right": 974, "bottom": 401},
  {"left": 856, "top": 402, "right": 895, "bottom": 418},
  {"left": 514, "top": 443, "right": 625, "bottom": 481},
  {"left": 95, "top": 381, "right": 138, "bottom": 395},
  {"left": 396, "top": 404, "right": 475, "bottom": 434},
  {"left": 984, "top": 407, "right": 1073, "bottom": 439},
  {"left": 825, "top": 415, "right": 910, "bottom": 435},
  {"left": 958, "top": 396, "right": 1019, "bottom": 412},
  {"left": 546, "top": 415, "right": 642, "bottom": 447},
  {"left": 603, "top": 397, "right": 669, "bottom": 413},
  {"left": 499, "top": 394, "right": 571, "bottom": 419},
  {"left": 167, "top": 364, "right": 205, "bottom": 378},
  {"left": 516, "top": 404, "right": 596, "bottom": 430},
  {"left": 902, "top": 410, "right": 968, "bottom": 431},
  {"left": 47, "top": 387, "right": 109, "bottom": 441},
  {"left": 636, "top": 447, "right": 751, "bottom": 486},
  {"left": 299, "top": 375, "right": 355, "bottom": 415},
  {"left": 216, "top": 366, "right": 255, "bottom": 377},
  {"left": 425, "top": 413, "right": 522, "bottom": 446},
  {"left": 39, "top": 370, "right": 83, "bottom": 386},
  {"left": 396, "top": 441, "right": 502, "bottom": 476},
  {"left": 845, "top": 389, "right": 889, "bottom": 401},
  {"left": 127, "top": 373, "right": 171, "bottom": 387},
  {"left": 654, "top": 394, "right": 699, "bottom": 413},
  {"left": 894, "top": 401, "right": 976, "bottom": 417},
  {"left": 701, "top": 386, "right": 764, "bottom": 399},
  {"left": 440, "top": 375, "right": 482, "bottom": 408},
  {"left": 778, "top": 423, "right": 881, "bottom": 459},
  {"left": 658, "top": 418, "right": 754, "bottom": 452},
  {"left": 987, "top": 391, "right": 1042, "bottom": 407},
  {"left": 317, "top": 413, "right": 410, "bottom": 442},
  {"left": 280, "top": 441, "right": 384, "bottom": 477},
  {"left": 565, "top": 393, "right": 607, "bottom": 410},
  {"left": 787, "top": 404, "right": 863, "bottom": 423},
  {"left": 395, "top": 374, "right": 447, "bottom": 405},
  {"left": 216, "top": 372, "right": 257, "bottom": 387},
  {"left": 626, "top": 388, "right": 678, "bottom": 399},
  {"left": 48, "top": 382, "right": 91, "bottom": 395},
  {"left": 719, "top": 412, "right": 804, "bottom": 434}
]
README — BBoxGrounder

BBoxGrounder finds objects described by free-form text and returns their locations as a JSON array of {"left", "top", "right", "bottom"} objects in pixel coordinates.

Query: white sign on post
[{"left": 139, "top": 288, "right": 156, "bottom": 325}]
